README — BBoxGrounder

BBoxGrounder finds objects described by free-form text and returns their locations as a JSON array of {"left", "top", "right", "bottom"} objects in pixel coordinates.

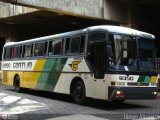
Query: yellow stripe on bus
[
  {"left": 34, "top": 59, "right": 46, "bottom": 71},
  {"left": 150, "top": 76, "right": 157, "bottom": 83},
  {"left": 23, "top": 59, "right": 46, "bottom": 89}
]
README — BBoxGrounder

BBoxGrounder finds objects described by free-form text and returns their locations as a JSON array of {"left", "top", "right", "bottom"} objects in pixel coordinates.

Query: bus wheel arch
[
  {"left": 70, "top": 77, "right": 86, "bottom": 104},
  {"left": 13, "top": 74, "right": 21, "bottom": 92}
]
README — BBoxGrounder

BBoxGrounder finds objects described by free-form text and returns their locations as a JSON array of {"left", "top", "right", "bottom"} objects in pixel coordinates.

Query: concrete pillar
[
  {"left": 104, "top": 0, "right": 128, "bottom": 24},
  {"left": 0, "top": 24, "right": 17, "bottom": 43},
  {"left": 0, "top": 24, "right": 7, "bottom": 38},
  {"left": 120, "top": 4, "right": 131, "bottom": 28},
  {"left": 120, "top": 4, "right": 139, "bottom": 29}
]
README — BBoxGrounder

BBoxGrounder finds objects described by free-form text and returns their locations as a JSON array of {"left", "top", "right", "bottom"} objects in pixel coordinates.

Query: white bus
[{"left": 1, "top": 25, "right": 158, "bottom": 104}]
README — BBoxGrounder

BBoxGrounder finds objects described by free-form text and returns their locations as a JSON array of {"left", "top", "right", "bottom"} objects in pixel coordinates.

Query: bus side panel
[
  {"left": 22, "top": 59, "right": 46, "bottom": 89},
  {"left": 22, "top": 72, "right": 42, "bottom": 89},
  {"left": 35, "top": 58, "right": 67, "bottom": 92},
  {"left": 2, "top": 71, "right": 14, "bottom": 86},
  {"left": 54, "top": 57, "right": 94, "bottom": 97},
  {"left": 54, "top": 73, "right": 68, "bottom": 93},
  {"left": 2, "top": 71, "right": 23, "bottom": 87}
]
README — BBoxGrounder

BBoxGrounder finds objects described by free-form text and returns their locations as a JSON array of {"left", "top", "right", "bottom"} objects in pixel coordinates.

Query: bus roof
[
  {"left": 4, "top": 25, "right": 155, "bottom": 47},
  {"left": 89, "top": 25, "right": 155, "bottom": 39}
]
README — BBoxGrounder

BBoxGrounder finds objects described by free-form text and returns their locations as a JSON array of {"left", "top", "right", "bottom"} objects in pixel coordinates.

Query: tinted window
[
  {"left": 65, "top": 38, "right": 70, "bottom": 55},
  {"left": 64, "top": 35, "right": 85, "bottom": 55},
  {"left": 24, "top": 44, "right": 33, "bottom": 57},
  {"left": 53, "top": 40, "right": 62, "bottom": 55},
  {"left": 35, "top": 42, "right": 47, "bottom": 56},
  {"left": 15, "top": 46, "right": 22, "bottom": 58},
  {"left": 48, "top": 41, "right": 54, "bottom": 56},
  {"left": 4, "top": 47, "right": 12, "bottom": 59},
  {"left": 12, "top": 46, "right": 22, "bottom": 59},
  {"left": 12, "top": 47, "right": 16, "bottom": 59},
  {"left": 70, "top": 36, "right": 81, "bottom": 54}
]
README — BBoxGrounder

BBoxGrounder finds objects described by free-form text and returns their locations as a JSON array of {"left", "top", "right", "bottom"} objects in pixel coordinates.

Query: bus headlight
[
  {"left": 116, "top": 90, "right": 125, "bottom": 99},
  {"left": 153, "top": 91, "right": 157, "bottom": 95},
  {"left": 116, "top": 91, "right": 121, "bottom": 95}
]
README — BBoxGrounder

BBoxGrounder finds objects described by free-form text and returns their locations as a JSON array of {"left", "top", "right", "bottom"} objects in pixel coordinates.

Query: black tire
[
  {"left": 14, "top": 76, "right": 21, "bottom": 93},
  {"left": 72, "top": 81, "right": 86, "bottom": 104}
]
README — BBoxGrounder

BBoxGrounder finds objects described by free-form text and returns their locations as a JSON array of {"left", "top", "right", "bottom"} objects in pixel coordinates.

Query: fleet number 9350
[{"left": 119, "top": 76, "right": 134, "bottom": 81}]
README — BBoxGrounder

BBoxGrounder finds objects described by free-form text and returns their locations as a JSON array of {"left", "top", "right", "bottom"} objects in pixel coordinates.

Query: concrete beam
[
  {"left": 0, "top": 0, "right": 128, "bottom": 24},
  {"left": 0, "top": 0, "right": 103, "bottom": 18},
  {"left": 104, "top": 0, "right": 128, "bottom": 23},
  {"left": 0, "top": 2, "right": 38, "bottom": 18}
]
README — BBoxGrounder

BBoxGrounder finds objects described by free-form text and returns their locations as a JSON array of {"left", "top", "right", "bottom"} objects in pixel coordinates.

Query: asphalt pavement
[{"left": 0, "top": 83, "right": 160, "bottom": 120}]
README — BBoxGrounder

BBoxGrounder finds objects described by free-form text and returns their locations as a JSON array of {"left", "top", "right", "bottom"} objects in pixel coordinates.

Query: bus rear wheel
[
  {"left": 14, "top": 76, "right": 21, "bottom": 93},
  {"left": 72, "top": 81, "right": 86, "bottom": 104}
]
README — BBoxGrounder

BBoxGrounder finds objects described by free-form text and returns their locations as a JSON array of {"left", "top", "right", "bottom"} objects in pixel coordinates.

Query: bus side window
[
  {"left": 61, "top": 39, "right": 64, "bottom": 55},
  {"left": 4, "top": 47, "right": 12, "bottom": 59},
  {"left": 65, "top": 38, "right": 70, "bottom": 55},
  {"left": 53, "top": 40, "right": 62, "bottom": 55},
  {"left": 38, "top": 43, "right": 44, "bottom": 56},
  {"left": 70, "top": 36, "right": 81, "bottom": 54},
  {"left": 23, "top": 44, "right": 33, "bottom": 57},
  {"left": 35, "top": 42, "right": 47, "bottom": 57},
  {"left": 48, "top": 41, "right": 54, "bottom": 56},
  {"left": 34, "top": 43, "right": 38, "bottom": 56},
  {"left": 15, "top": 46, "right": 22, "bottom": 58},
  {"left": 12, "top": 47, "right": 16, "bottom": 59},
  {"left": 45, "top": 42, "right": 48, "bottom": 56}
]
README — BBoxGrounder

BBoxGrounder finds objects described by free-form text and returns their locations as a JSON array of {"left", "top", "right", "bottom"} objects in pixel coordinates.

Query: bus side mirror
[{"left": 93, "top": 42, "right": 106, "bottom": 79}]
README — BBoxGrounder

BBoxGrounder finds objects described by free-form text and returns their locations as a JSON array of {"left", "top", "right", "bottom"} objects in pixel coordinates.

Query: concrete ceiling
[
  {"left": 0, "top": 10, "right": 118, "bottom": 30},
  {"left": 0, "top": 10, "right": 118, "bottom": 40},
  {"left": 0, "top": 0, "right": 159, "bottom": 40}
]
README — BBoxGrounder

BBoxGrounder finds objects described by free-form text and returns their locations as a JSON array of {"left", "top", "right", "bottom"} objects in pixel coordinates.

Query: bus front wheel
[
  {"left": 112, "top": 100, "right": 125, "bottom": 104},
  {"left": 72, "top": 81, "right": 86, "bottom": 104},
  {"left": 14, "top": 76, "right": 21, "bottom": 93}
]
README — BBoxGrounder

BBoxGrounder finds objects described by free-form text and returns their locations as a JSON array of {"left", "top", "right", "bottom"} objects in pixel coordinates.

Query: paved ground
[{"left": 0, "top": 83, "right": 160, "bottom": 120}]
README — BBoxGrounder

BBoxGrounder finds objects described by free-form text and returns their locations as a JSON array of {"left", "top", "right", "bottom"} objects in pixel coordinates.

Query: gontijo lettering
[{"left": 13, "top": 62, "right": 32, "bottom": 69}]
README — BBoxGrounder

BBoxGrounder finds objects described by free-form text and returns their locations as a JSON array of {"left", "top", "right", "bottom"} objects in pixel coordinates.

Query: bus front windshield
[{"left": 109, "top": 34, "right": 157, "bottom": 74}]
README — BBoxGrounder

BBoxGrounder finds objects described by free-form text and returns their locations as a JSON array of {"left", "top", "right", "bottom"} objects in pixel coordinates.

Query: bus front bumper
[{"left": 108, "top": 86, "right": 158, "bottom": 100}]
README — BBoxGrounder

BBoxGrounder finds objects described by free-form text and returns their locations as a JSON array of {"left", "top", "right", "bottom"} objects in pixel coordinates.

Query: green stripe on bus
[
  {"left": 138, "top": 76, "right": 145, "bottom": 82},
  {"left": 144, "top": 76, "right": 151, "bottom": 83},
  {"left": 36, "top": 58, "right": 67, "bottom": 91},
  {"left": 36, "top": 59, "right": 54, "bottom": 90}
]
